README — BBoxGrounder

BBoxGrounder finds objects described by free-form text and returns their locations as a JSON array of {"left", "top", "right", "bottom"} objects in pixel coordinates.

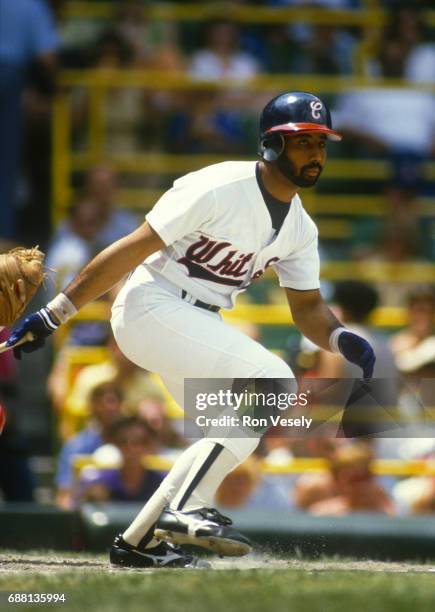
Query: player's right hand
[
  {"left": 337, "top": 331, "right": 376, "bottom": 380},
  {"left": 6, "top": 307, "right": 60, "bottom": 359}
]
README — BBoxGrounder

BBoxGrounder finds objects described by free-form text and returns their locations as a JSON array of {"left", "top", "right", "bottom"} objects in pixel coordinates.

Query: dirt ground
[{"left": 1, "top": 551, "right": 435, "bottom": 574}]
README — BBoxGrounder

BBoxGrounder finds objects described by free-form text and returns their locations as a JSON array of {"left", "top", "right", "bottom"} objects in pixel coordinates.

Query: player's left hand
[
  {"left": 6, "top": 308, "right": 59, "bottom": 359},
  {"left": 337, "top": 331, "right": 376, "bottom": 379}
]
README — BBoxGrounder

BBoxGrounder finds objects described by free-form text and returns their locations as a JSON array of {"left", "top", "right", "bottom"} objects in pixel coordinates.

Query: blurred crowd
[
  {"left": 0, "top": 0, "right": 434, "bottom": 519},
  {"left": 1, "top": 0, "right": 434, "bottom": 253}
]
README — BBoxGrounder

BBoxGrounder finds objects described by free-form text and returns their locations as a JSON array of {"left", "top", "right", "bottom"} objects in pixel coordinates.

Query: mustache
[{"left": 301, "top": 162, "right": 323, "bottom": 172}]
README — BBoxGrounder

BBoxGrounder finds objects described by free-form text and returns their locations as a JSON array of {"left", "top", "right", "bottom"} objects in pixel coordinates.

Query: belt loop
[
  {"left": 180, "top": 287, "right": 220, "bottom": 313},
  {"left": 181, "top": 290, "right": 195, "bottom": 305}
]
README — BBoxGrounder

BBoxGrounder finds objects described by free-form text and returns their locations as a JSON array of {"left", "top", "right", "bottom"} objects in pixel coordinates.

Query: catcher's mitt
[{"left": 0, "top": 247, "right": 46, "bottom": 327}]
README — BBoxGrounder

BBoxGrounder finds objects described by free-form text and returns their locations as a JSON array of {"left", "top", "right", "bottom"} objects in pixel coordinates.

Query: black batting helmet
[{"left": 258, "top": 92, "right": 342, "bottom": 161}]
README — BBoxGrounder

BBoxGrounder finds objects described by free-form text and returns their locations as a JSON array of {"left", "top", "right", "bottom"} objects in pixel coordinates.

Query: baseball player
[{"left": 7, "top": 92, "right": 375, "bottom": 569}]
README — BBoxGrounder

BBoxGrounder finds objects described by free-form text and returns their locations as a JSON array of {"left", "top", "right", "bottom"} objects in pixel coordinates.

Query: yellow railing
[
  {"left": 58, "top": 70, "right": 435, "bottom": 93},
  {"left": 53, "top": 1, "right": 435, "bottom": 224},
  {"left": 62, "top": 300, "right": 431, "bottom": 329},
  {"left": 70, "top": 153, "right": 435, "bottom": 182},
  {"left": 112, "top": 188, "right": 435, "bottom": 219},
  {"left": 63, "top": 2, "right": 382, "bottom": 24},
  {"left": 74, "top": 454, "right": 435, "bottom": 478},
  {"left": 52, "top": 70, "right": 435, "bottom": 225},
  {"left": 62, "top": 1, "right": 435, "bottom": 28}
]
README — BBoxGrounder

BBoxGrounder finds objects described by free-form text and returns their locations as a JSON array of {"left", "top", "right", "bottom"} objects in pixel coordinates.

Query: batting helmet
[{"left": 258, "top": 92, "right": 342, "bottom": 161}]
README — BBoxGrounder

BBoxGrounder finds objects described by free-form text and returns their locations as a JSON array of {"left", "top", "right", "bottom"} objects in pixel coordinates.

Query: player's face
[{"left": 278, "top": 133, "right": 328, "bottom": 187}]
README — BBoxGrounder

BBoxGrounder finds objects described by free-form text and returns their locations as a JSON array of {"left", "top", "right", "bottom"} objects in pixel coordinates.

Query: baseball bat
[{"left": 0, "top": 331, "right": 36, "bottom": 355}]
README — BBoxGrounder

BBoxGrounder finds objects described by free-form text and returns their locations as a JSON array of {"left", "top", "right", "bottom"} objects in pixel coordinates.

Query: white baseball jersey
[{"left": 143, "top": 161, "right": 320, "bottom": 310}]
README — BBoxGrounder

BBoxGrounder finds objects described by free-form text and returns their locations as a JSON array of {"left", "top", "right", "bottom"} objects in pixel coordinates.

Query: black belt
[{"left": 181, "top": 290, "right": 220, "bottom": 313}]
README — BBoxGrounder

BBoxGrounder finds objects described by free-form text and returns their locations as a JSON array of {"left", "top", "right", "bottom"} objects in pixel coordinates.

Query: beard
[{"left": 276, "top": 157, "right": 323, "bottom": 187}]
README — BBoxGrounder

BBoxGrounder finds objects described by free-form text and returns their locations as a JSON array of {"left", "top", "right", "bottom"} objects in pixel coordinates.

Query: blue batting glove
[
  {"left": 6, "top": 308, "right": 59, "bottom": 359},
  {"left": 337, "top": 331, "right": 376, "bottom": 380}
]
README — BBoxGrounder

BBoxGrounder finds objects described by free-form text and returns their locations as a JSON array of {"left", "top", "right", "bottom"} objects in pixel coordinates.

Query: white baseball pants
[
  {"left": 110, "top": 268, "right": 294, "bottom": 546},
  {"left": 111, "top": 268, "right": 294, "bottom": 460}
]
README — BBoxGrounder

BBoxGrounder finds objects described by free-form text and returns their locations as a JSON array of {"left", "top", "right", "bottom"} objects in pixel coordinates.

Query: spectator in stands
[
  {"left": 0, "top": 0, "right": 59, "bottom": 242},
  {"left": 300, "top": 282, "right": 398, "bottom": 418},
  {"left": 139, "top": 33, "right": 187, "bottom": 156},
  {"left": 390, "top": 286, "right": 435, "bottom": 373},
  {"left": 0, "top": 329, "right": 34, "bottom": 503},
  {"left": 368, "top": 286, "right": 435, "bottom": 460},
  {"left": 351, "top": 188, "right": 426, "bottom": 267},
  {"left": 294, "top": 282, "right": 399, "bottom": 440},
  {"left": 189, "top": 19, "right": 261, "bottom": 81},
  {"left": 262, "top": 428, "right": 294, "bottom": 465},
  {"left": 83, "top": 164, "right": 139, "bottom": 248},
  {"left": 295, "top": 442, "right": 396, "bottom": 515},
  {"left": 78, "top": 417, "right": 164, "bottom": 504},
  {"left": 72, "top": 28, "right": 143, "bottom": 154},
  {"left": 377, "top": 8, "right": 435, "bottom": 84},
  {"left": 115, "top": 0, "right": 184, "bottom": 71},
  {"left": 287, "top": 439, "right": 343, "bottom": 508},
  {"left": 165, "top": 90, "right": 253, "bottom": 155},
  {"left": 46, "top": 198, "right": 103, "bottom": 294},
  {"left": 115, "top": 0, "right": 158, "bottom": 65},
  {"left": 261, "top": 24, "right": 296, "bottom": 74},
  {"left": 0, "top": 328, "right": 18, "bottom": 397},
  {"left": 397, "top": 478, "right": 435, "bottom": 515},
  {"left": 183, "top": 18, "right": 262, "bottom": 156},
  {"left": 266, "top": 1, "right": 358, "bottom": 75},
  {"left": 0, "top": 403, "right": 35, "bottom": 502},
  {"left": 343, "top": 18, "right": 435, "bottom": 264},
  {"left": 48, "top": 332, "right": 181, "bottom": 440},
  {"left": 317, "top": 281, "right": 398, "bottom": 377},
  {"left": 138, "top": 399, "right": 186, "bottom": 455},
  {"left": 215, "top": 456, "right": 291, "bottom": 510},
  {"left": 393, "top": 442, "right": 435, "bottom": 515},
  {"left": 56, "top": 381, "right": 123, "bottom": 510},
  {"left": 333, "top": 37, "right": 435, "bottom": 160},
  {"left": 297, "top": 25, "right": 355, "bottom": 75}
]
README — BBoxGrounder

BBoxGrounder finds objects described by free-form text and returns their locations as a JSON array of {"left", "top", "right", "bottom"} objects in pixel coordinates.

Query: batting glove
[
  {"left": 330, "top": 328, "right": 376, "bottom": 380},
  {"left": 6, "top": 308, "right": 59, "bottom": 359}
]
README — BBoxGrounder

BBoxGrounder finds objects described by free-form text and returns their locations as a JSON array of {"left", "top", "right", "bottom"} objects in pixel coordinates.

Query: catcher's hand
[{"left": 0, "top": 246, "right": 46, "bottom": 327}]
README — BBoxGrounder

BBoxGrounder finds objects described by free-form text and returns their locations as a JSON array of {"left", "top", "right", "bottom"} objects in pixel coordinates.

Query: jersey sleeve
[
  {"left": 145, "top": 175, "right": 215, "bottom": 246},
  {"left": 272, "top": 212, "right": 320, "bottom": 290}
]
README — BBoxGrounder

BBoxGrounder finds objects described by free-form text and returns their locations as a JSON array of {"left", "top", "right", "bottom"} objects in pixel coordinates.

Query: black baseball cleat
[
  {"left": 110, "top": 534, "right": 210, "bottom": 569},
  {"left": 154, "top": 507, "right": 252, "bottom": 557}
]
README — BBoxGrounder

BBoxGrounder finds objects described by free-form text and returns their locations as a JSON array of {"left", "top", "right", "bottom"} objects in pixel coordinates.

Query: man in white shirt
[{"left": 7, "top": 92, "right": 375, "bottom": 569}]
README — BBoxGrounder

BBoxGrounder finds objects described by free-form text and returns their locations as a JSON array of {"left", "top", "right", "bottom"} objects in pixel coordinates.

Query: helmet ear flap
[{"left": 259, "top": 133, "right": 285, "bottom": 161}]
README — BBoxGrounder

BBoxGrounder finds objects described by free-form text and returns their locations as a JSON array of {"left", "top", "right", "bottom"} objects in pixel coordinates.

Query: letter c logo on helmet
[
  {"left": 310, "top": 101, "right": 323, "bottom": 120},
  {"left": 258, "top": 91, "right": 342, "bottom": 162}
]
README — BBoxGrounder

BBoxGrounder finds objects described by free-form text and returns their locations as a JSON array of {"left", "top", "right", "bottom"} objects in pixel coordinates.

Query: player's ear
[{"left": 259, "top": 133, "right": 285, "bottom": 161}]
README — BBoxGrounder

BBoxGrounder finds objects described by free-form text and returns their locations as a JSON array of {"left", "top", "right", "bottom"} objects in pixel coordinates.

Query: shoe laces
[{"left": 200, "top": 508, "right": 233, "bottom": 526}]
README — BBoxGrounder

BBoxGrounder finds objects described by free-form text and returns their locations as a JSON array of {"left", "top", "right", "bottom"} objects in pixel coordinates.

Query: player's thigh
[{"left": 111, "top": 297, "right": 292, "bottom": 381}]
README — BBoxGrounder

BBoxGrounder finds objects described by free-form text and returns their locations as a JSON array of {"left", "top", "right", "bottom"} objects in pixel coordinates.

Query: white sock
[
  {"left": 170, "top": 442, "right": 240, "bottom": 512},
  {"left": 122, "top": 439, "right": 215, "bottom": 548}
]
